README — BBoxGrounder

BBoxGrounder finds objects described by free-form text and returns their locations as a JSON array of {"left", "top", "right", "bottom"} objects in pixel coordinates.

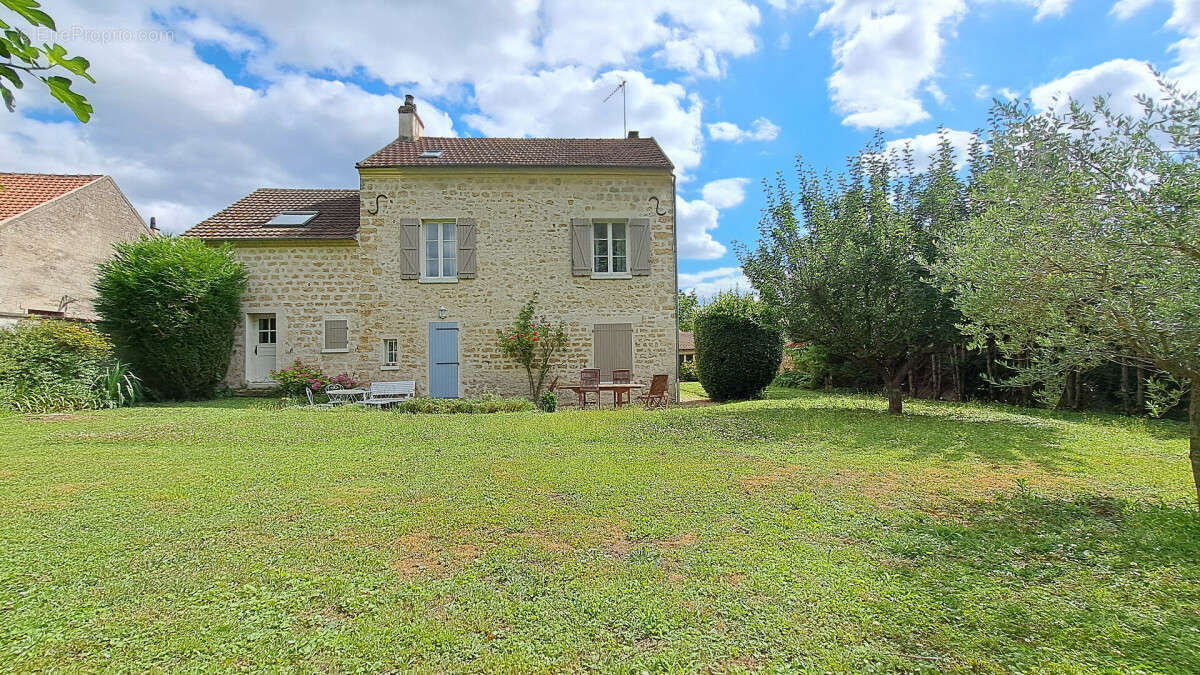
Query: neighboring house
[
  {"left": 184, "top": 96, "right": 678, "bottom": 399},
  {"left": 678, "top": 330, "right": 695, "bottom": 365},
  {"left": 0, "top": 173, "right": 151, "bottom": 326}
]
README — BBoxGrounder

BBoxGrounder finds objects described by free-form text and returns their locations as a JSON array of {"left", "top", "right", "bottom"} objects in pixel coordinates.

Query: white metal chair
[
  {"left": 363, "top": 381, "right": 416, "bottom": 408},
  {"left": 304, "top": 387, "right": 335, "bottom": 408}
]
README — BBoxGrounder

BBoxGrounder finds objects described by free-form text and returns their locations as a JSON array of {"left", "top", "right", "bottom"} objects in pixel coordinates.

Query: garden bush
[
  {"left": 270, "top": 361, "right": 356, "bottom": 398},
  {"left": 678, "top": 360, "right": 698, "bottom": 382},
  {"left": 0, "top": 320, "right": 141, "bottom": 412},
  {"left": 94, "top": 236, "right": 247, "bottom": 400},
  {"left": 694, "top": 292, "right": 784, "bottom": 402},
  {"left": 388, "top": 393, "right": 536, "bottom": 415}
]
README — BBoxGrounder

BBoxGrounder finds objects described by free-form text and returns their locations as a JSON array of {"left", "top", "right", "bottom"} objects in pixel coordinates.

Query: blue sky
[{"left": 2, "top": 0, "right": 1196, "bottom": 297}]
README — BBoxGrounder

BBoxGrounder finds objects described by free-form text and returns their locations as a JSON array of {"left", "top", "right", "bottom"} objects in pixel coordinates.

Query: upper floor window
[
  {"left": 593, "top": 220, "right": 628, "bottom": 277},
  {"left": 423, "top": 220, "right": 457, "bottom": 280}
]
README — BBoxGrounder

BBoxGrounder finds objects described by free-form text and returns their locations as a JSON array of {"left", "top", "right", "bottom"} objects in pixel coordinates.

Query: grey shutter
[
  {"left": 457, "top": 218, "right": 477, "bottom": 279},
  {"left": 324, "top": 319, "right": 348, "bottom": 351},
  {"left": 400, "top": 218, "right": 420, "bottom": 279},
  {"left": 593, "top": 323, "right": 633, "bottom": 380},
  {"left": 570, "top": 218, "right": 591, "bottom": 276},
  {"left": 629, "top": 218, "right": 651, "bottom": 276}
]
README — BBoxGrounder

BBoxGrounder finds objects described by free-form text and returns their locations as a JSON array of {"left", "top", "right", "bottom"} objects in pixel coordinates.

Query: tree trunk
[
  {"left": 1121, "top": 359, "right": 1130, "bottom": 415},
  {"left": 887, "top": 383, "right": 903, "bottom": 415},
  {"left": 1075, "top": 370, "right": 1083, "bottom": 411},
  {"left": 1190, "top": 380, "right": 1199, "bottom": 512},
  {"left": 1137, "top": 365, "right": 1145, "bottom": 413}
]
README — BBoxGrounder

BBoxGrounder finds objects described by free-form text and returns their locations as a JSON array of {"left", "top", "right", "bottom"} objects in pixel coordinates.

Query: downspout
[{"left": 672, "top": 173, "right": 679, "bottom": 403}]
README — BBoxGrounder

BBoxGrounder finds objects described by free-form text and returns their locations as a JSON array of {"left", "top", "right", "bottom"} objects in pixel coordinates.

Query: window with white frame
[
  {"left": 423, "top": 220, "right": 457, "bottom": 279},
  {"left": 382, "top": 338, "right": 399, "bottom": 366},
  {"left": 257, "top": 317, "right": 276, "bottom": 344},
  {"left": 323, "top": 319, "right": 349, "bottom": 352},
  {"left": 592, "top": 220, "right": 628, "bottom": 276}
]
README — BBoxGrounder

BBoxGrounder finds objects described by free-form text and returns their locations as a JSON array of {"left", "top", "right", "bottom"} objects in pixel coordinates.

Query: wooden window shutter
[
  {"left": 570, "top": 218, "right": 592, "bottom": 276},
  {"left": 457, "top": 218, "right": 477, "bottom": 279},
  {"left": 400, "top": 218, "right": 420, "bottom": 279},
  {"left": 593, "top": 323, "right": 633, "bottom": 380},
  {"left": 324, "top": 319, "right": 348, "bottom": 351},
  {"left": 629, "top": 218, "right": 651, "bottom": 276}
]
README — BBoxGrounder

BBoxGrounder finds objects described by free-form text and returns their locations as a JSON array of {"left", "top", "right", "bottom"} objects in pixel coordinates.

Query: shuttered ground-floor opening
[{"left": 593, "top": 323, "right": 633, "bottom": 381}]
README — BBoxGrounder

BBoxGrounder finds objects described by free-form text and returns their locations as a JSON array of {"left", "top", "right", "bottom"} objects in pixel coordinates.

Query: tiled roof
[
  {"left": 358, "top": 137, "right": 674, "bottom": 170},
  {"left": 183, "top": 188, "right": 359, "bottom": 240},
  {"left": 0, "top": 173, "right": 103, "bottom": 221},
  {"left": 678, "top": 331, "right": 695, "bottom": 351}
]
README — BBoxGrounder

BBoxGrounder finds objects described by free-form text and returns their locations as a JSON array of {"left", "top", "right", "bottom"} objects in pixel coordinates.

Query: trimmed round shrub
[
  {"left": 678, "top": 360, "right": 698, "bottom": 382},
  {"left": 94, "top": 236, "right": 247, "bottom": 400},
  {"left": 694, "top": 292, "right": 784, "bottom": 402}
]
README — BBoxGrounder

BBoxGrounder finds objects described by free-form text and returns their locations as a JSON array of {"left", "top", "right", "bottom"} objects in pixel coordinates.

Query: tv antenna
[{"left": 603, "top": 79, "right": 627, "bottom": 137}]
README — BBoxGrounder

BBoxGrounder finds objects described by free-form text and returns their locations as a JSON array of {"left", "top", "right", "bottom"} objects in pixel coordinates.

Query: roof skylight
[
  {"left": 266, "top": 211, "right": 318, "bottom": 226},
  {"left": 419, "top": 150, "right": 444, "bottom": 158}
]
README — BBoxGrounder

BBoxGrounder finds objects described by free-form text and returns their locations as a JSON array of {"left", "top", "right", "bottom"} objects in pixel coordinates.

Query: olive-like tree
[
  {"left": 739, "top": 135, "right": 965, "bottom": 414},
  {"left": 935, "top": 75, "right": 1200, "bottom": 507},
  {"left": 94, "top": 236, "right": 247, "bottom": 400}
]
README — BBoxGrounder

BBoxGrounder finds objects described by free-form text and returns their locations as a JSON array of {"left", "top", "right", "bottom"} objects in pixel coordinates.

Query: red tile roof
[
  {"left": 0, "top": 173, "right": 103, "bottom": 221},
  {"left": 678, "top": 331, "right": 695, "bottom": 351},
  {"left": 357, "top": 137, "right": 674, "bottom": 170},
  {"left": 183, "top": 188, "right": 359, "bottom": 240}
]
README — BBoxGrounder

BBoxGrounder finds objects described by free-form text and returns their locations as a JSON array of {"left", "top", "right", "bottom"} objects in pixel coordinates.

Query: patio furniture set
[
  {"left": 304, "top": 381, "right": 415, "bottom": 408},
  {"left": 556, "top": 369, "right": 670, "bottom": 409},
  {"left": 303, "top": 371, "right": 672, "bottom": 410}
]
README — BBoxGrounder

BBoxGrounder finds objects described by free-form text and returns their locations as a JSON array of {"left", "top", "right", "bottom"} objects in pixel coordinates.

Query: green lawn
[{"left": 1, "top": 391, "right": 1197, "bottom": 671}]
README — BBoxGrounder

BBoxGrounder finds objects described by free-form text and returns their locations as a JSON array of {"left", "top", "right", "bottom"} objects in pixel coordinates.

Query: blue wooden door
[{"left": 429, "top": 322, "right": 459, "bottom": 398}]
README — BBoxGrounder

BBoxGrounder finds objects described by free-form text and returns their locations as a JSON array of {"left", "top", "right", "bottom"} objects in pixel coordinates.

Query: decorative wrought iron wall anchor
[
  {"left": 366, "top": 194, "right": 389, "bottom": 215},
  {"left": 648, "top": 195, "right": 668, "bottom": 216}
]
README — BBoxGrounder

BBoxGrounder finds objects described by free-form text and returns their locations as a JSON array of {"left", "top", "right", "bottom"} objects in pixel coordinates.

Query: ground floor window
[
  {"left": 593, "top": 323, "right": 633, "bottom": 381},
  {"left": 382, "top": 338, "right": 399, "bottom": 366},
  {"left": 323, "top": 318, "right": 349, "bottom": 352}
]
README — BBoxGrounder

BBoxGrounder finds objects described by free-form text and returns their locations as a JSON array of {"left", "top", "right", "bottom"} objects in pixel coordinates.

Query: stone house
[
  {"left": 184, "top": 96, "right": 678, "bottom": 399},
  {"left": 0, "top": 173, "right": 152, "bottom": 326},
  {"left": 678, "top": 330, "right": 696, "bottom": 366}
]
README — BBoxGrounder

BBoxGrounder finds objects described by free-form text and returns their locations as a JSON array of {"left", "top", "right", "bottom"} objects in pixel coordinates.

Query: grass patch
[{"left": 0, "top": 391, "right": 1197, "bottom": 670}]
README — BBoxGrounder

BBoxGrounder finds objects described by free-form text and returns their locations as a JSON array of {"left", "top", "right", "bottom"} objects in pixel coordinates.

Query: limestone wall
[
  {"left": 0, "top": 177, "right": 149, "bottom": 320},
  {"left": 228, "top": 168, "right": 678, "bottom": 399}
]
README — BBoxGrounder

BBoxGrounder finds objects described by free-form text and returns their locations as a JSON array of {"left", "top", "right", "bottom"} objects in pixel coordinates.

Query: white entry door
[{"left": 247, "top": 314, "right": 277, "bottom": 384}]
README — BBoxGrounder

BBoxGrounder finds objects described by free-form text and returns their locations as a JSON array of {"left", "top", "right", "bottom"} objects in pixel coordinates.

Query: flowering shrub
[
  {"left": 270, "top": 361, "right": 357, "bottom": 398},
  {"left": 496, "top": 294, "right": 568, "bottom": 405}
]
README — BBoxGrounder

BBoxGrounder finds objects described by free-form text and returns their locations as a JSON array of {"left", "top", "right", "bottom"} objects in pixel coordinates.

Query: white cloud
[
  {"left": 879, "top": 129, "right": 978, "bottom": 173},
  {"left": 700, "top": 177, "right": 750, "bottom": 209},
  {"left": 1106, "top": 1, "right": 1200, "bottom": 93},
  {"left": 1030, "top": 58, "right": 1165, "bottom": 116},
  {"left": 813, "top": 0, "right": 967, "bottom": 129},
  {"left": 0, "top": 0, "right": 766, "bottom": 233},
  {"left": 1028, "top": 0, "right": 1073, "bottom": 20},
  {"left": 678, "top": 266, "right": 753, "bottom": 298},
  {"left": 465, "top": 68, "right": 704, "bottom": 176},
  {"left": 975, "top": 84, "right": 1021, "bottom": 100},
  {"left": 707, "top": 117, "right": 780, "bottom": 142},
  {"left": 675, "top": 198, "right": 728, "bottom": 260}
]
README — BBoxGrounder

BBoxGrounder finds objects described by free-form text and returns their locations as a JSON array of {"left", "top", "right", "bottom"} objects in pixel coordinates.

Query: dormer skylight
[
  {"left": 266, "top": 210, "right": 318, "bottom": 226},
  {"left": 419, "top": 150, "right": 443, "bottom": 158}
]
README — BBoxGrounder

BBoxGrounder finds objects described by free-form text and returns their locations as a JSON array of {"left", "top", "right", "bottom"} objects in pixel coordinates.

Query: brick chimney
[{"left": 398, "top": 94, "right": 424, "bottom": 141}]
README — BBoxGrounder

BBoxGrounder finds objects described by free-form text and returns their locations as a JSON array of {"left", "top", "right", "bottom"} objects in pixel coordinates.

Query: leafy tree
[
  {"left": 94, "top": 237, "right": 247, "bottom": 400},
  {"left": 497, "top": 294, "right": 568, "bottom": 406},
  {"left": 934, "top": 76, "right": 1200, "bottom": 506},
  {"left": 677, "top": 289, "right": 701, "bottom": 332},
  {"left": 693, "top": 291, "right": 783, "bottom": 401},
  {"left": 739, "top": 136, "right": 965, "bottom": 414},
  {"left": 1, "top": 0, "right": 94, "bottom": 121}
]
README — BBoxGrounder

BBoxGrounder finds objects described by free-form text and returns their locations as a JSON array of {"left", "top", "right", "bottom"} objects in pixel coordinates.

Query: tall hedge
[
  {"left": 94, "top": 236, "right": 247, "bottom": 400},
  {"left": 694, "top": 292, "right": 784, "bottom": 402}
]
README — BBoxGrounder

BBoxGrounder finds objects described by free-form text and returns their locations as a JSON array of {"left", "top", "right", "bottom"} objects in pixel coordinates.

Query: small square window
[{"left": 383, "top": 338, "right": 399, "bottom": 366}]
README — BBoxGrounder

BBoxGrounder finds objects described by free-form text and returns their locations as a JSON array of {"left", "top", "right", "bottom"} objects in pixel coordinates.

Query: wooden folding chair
[
  {"left": 611, "top": 368, "right": 631, "bottom": 408},
  {"left": 637, "top": 374, "right": 670, "bottom": 409}
]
